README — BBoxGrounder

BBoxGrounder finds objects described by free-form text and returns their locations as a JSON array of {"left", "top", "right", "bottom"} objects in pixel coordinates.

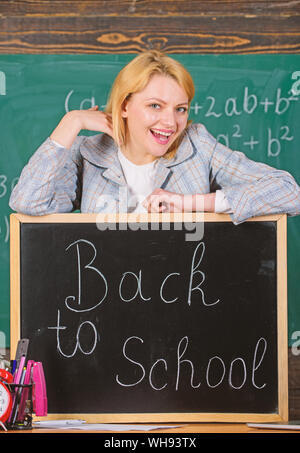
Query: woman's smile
[{"left": 149, "top": 128, "right": 174, "bottom": 145}]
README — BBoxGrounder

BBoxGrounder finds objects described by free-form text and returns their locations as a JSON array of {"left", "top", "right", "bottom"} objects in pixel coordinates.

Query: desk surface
[{"left": 4, "top": 423, "right": 300, "bottom": 433}]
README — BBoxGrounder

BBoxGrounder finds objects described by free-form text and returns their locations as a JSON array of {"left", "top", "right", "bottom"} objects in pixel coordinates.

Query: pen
[
  {"left": 13, "top": 355, "right": 25, "bottom": 385},
  {"left": 11, "top": 367, "right": 26, "bottom": 425},
  {"left": 0, "top": 421, "right": 7, "bottom": 432},
  {"left": 34, "top": 419, "right": 86, "bottom": 426},
  {"left": 10, "top": 360, "right": 17, "bottom": 375},
  {"left": 8, "top": 355, "right": 26, "bottom": 423},
  {"left": 17, "top": 360, "right": 34, "bottom": 422}
]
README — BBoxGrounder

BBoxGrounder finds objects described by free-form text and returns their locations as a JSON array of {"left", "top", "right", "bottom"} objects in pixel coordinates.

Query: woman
[{"left": 9, "top": 50, "right": 300, "bottom": 224}]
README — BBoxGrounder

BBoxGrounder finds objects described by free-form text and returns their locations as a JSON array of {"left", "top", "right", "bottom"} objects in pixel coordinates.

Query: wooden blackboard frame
[{"left": 10, "top": 212, "right": 288, "bottom": 423}]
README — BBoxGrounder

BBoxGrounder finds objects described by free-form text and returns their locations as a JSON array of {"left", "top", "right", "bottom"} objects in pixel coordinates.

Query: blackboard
[
  {"left": 10, "top": 213, "right": 288, "bottom": 422},
  {"left": 1, "top": 54, "right": 300, "bottom": 348}
]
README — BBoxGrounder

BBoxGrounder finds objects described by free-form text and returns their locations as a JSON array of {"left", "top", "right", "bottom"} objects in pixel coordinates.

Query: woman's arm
[
  {"left": 50, "top": 107, "right": 113, "bottom": 148},
  {"left": 9, "top": 107, "right": 113, "bottom": 215},
  {"left": 144, "top": 123, "right": 300, "bottom": 222},
  {"left": 194, "top": 124, "right": 300, "bottom": 224},
  {"left": 9, "top": 135, "right": 84, "bottom": 215}
]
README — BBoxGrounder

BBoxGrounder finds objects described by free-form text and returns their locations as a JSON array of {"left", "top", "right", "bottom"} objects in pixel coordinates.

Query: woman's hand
[
  {"left": 76, "top": 106, "right": 113, "bottom": 138},
  {"left": 143, "top": 189, "right": 187, "bottom": 213},
  {"left": 50, "top": 106, "right": 113, "bottom": 149},
  {"left": 143, "top": 189, "right": 216, "bottom": 213}
]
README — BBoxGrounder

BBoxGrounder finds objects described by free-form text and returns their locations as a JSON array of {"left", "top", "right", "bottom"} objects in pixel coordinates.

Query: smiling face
[{"left": 121, "top": 74, "right": 189, "bottom": 165}]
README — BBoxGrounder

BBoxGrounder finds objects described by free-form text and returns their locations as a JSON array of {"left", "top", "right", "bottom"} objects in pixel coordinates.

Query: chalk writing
[
  {"left": 0, "top": 175, "right": 7, "bottom": 199},
  {"left": 65, "top": 89, "right": 97, "bottom": 112},
  {"left": 0, "top": 71, "right": 5, "bottom": 96},
  {"left": 188, "top": 242, "right": 220, "bottom": 306},
  {"left": 0, "top": 173, "right": 15, "bottom": 244},
  {"left": 48, "top": 310, "right": 98, "bottom": 358},
  {"left": 64, "top": 239, "right": 108, "bottom": 313},
  {"left": 119, "top": 271, "right": 151, "bottom": 302},
  {"left": 215, "top": 123, "right": 294, "bottom": 156},
  {"left": 115, "top": 335, "right": 267, "bottom": 391},
  {"left": 60, "top": 238, "right": 220, "bottom": 312},
  {"left": 0, "top": 174, "right": 19, "bottom": 200},
  {"left": 0, "top": 215, "right": 9, "bottom": 243},
  {"left": 45, "top": 236, "right": 270, "bottom": 393},
  {"left": 48, "top": 238, "right": 221, "bottom": 361},
  {"left": 290, "top": 71, "right": 300, "bottom": 96},
  {"left": 291, "top": 331, "right": 300, "bottom": 356},
  {"left": 189, "top": 87, "right": 298, "bottom": 119}
]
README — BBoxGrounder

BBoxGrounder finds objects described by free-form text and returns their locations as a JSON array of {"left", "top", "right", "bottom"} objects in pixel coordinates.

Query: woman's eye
[{"left": 148, "top": 104, "right": 187, "bottom": 112}]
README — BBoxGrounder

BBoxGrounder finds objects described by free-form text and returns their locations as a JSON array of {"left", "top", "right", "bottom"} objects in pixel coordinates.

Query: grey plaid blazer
[{"left": 9, "top": 123, "right": 300, "bottom": 224}]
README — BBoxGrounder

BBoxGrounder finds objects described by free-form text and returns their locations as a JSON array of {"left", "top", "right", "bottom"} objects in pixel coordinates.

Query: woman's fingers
[
  {"left": 144, "top": 190, "right": 183, "bottom": 213},
  {"left": 80, "top": 107, "right": 114, "bottom": 138}
]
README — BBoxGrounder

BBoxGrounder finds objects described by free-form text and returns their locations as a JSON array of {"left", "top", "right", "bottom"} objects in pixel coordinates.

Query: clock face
[{"left": 0, "top": 381, "right": 12, "bottom": 423}]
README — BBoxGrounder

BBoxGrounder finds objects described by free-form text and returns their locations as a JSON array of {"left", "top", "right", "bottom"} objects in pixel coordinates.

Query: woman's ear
[
  {"left": 121, "top": 98, "right": 129, "bottom": 118},
  {"left": 121, "top": 93, "right": 133, "bottom": 118}
]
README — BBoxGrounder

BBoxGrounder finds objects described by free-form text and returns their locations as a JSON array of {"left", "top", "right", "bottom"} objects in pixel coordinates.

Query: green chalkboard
[{"left": 1, "top": 54, "right": 300, "bottom": 348}]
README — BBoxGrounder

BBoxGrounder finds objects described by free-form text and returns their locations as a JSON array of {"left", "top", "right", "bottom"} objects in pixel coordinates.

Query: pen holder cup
[{"left": 5, "top": 383, "right": 33, "bottom": 430}]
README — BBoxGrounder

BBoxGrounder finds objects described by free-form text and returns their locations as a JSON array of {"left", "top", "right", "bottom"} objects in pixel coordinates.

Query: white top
[{"left": 117, "top": 149, "right": 158, "bottom": 213}]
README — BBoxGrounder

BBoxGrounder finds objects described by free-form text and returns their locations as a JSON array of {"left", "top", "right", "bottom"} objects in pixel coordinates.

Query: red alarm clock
[
  {"left": 0, "top": 369, "right": 13, "bottom": 384},
  {"left": 0, "top": 380, "right": 12, "bottom": 424}
]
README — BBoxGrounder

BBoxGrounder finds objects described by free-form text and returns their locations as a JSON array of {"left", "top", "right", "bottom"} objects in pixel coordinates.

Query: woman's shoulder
[
  {"left": 79, "top": 133, "right": 117, "bottom": 166},
  {"left": 183, "top": 123, "right": 218, "bottom": 158},
  {"left": 81, "top": 132, "right": 115, "bottom": 151},
  {"left": 186, "top": 122, "right": 217, "bottom": 146}
]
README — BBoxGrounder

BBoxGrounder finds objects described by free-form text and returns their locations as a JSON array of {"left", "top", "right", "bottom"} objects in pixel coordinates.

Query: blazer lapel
[
  {"left": 102, "top": 165, "right": 126, "bottom": 186},
  {"left": 153, "top": 161, "right": 172, "bottom": 188},
  {"left": 80, "top": 134, "right": 126, "bottom": 186}
]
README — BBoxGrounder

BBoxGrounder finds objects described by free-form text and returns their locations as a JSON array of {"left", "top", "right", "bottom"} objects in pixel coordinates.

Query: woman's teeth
[
  {"left": 151, "top": 129, "right": 172, "bottom": 137},
  {"left": 150, "top": 129, "right": 173, "bottom": 144}
]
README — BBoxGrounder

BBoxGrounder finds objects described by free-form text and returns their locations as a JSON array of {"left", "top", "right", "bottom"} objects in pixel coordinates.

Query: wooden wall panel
[
  {"left": 0, "top": 0, "right": 299, "bottom": 54},
  {"left": 289, "top": 350, "right": 300, "bottom": 420}
]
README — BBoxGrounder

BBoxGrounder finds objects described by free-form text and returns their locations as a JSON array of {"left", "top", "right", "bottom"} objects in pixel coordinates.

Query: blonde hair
[{"left": 105, "top": 50, "right": 195, "bottom": 159}]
